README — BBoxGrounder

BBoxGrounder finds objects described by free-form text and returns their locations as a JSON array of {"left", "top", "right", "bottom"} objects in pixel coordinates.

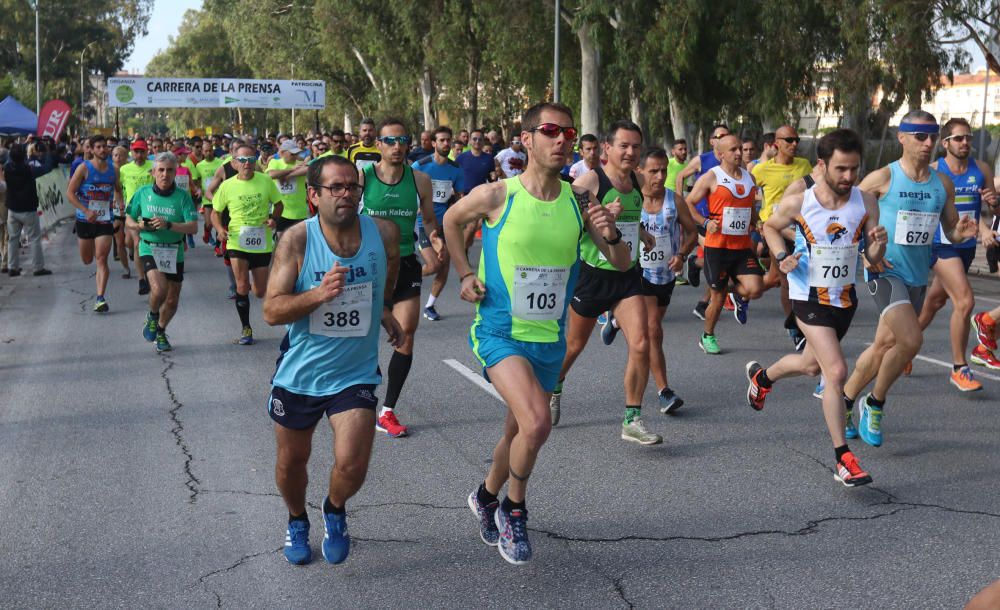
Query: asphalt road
[{"left": 2, "top": 223, "right": 999, "bottom": 609}]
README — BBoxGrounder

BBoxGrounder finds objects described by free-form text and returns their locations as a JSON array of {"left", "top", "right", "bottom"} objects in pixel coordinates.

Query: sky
[{"left": 125, "top": 0, "right": 204, "bottom": 74}]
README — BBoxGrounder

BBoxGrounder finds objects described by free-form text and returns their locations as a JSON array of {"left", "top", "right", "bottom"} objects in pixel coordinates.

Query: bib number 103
[{"left": 524, "top": 292, "right": 558, "bottom": 310}]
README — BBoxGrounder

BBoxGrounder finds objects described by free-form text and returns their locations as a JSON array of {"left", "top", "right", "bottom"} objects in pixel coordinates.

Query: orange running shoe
[
  {"left": 834, "top": 451, "right": 873, "bottom": 487},
  {"left": 902, "top": 360, "right": 912, "bottom": 376},
  {"left": 950, "top": 366, "right": 983, "bottom": 392}
]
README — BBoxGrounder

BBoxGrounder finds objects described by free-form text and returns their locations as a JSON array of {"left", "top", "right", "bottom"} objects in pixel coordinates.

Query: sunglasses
[
  {"left": 471, "top": 136, "right": 483, "bottom": 141},
  {"left": 234, "top": 155, "right": 258, "bottom": 164},
  {"left": 530, "top": 123, "right": 578, "bottom": 140},
  {"left": 331, "top": 139, "right": 342, "bottom": 144},
  {"left": 944, "top": 134, "right": 970, "bottom": 143},
  {"left": 710, "top": 133, "right": 727, "bottom": 140},
  {"left": 779, "top": 137, "right": 801, "bottom": 144},
  {"left": 310, "top": 182, "right": 363, "bottom": 197},
  {"left": 378, "top": 135, "right": 410, "bottom": 146},
  {"left": 316, "top": 145, "right": 329, "bottom": 151},
  {"left": 908, "top": 132, "right": 938, "bottom": 142}
]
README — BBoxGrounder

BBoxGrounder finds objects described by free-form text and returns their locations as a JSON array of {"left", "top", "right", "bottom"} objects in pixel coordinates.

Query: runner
[
  {"left": 457, "top": 129, "right": 495, "bottom": 192},
  {"left": 549, "top": 119, "right": 662, "bottom": 445},
  {"left": 196, "top": 139, "right": 225, "bottom": 244},
  {"left": 913, "top": 117, "right": 998, "bottom": 390},
  {"left": 413, "top": 126, "right": 466, "bottom": 321},
  {"left": 66, "top": 135, "right": 124, "bottom": 312},
  {"left": 843, "top": 110, "right": 978, "bottom": 448},
  {"left": 444, "top": 101, "right": 630, "bottom": 565},
  {"left": 685, "top": 134, "right": 764, "bottom": 353},
  {"left": 266, "top": 140, "right": 311, "bottom": 238},
  {"left": 744, "top": 129, "right": 887, "bottom": 487},
  {"left": 408, "top": 130, "right": 435, "bottom": 163},
  {"left": 263, "top": 154, "right": 403, "bottom": 566},
  {"left": 664, "top": 138, "right": 688, "bottom": 193},
  {"left": 110, "top": 145, "right": 132, "bottom": 279},
  {"left": 359, "top": 118, "right": 439, "bottom": 437},
  {"left": 346, "top": 118, "right": 381, "bottom": 171},
  {"left": 747, "top": 132, "right": 776, "bottom": 172},
  {"left": 126, "top": 152, "right": 200, "bottom": 353},
  {"left": 740, "top": 137, "right": 759, "bottom": 169},
  {"left": 494, "top": 136, "right": 527, "bottom": 179},
  {"left": 211, "top": 143, "right": 285, "bottom": 345},
  {"left": 568, "top": 134, "right": 600, "bottom": 180},
  {"left": 120, "top": 139, "right": 155, "bottom": 293},
  {"left": 602, "top": 146, "right": 696, "bottom": 413},
  {"left": 971, "top": 303, "right": 1000, "bottom": 370}
]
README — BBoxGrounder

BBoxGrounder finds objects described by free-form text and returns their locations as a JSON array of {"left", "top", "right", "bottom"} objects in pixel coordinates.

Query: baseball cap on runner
[
  {"left": 279, "top": 140, "right": 302, "bottom": 154},
  {"left": 130, "top": 139, "right": 148, "bottom": 151}
]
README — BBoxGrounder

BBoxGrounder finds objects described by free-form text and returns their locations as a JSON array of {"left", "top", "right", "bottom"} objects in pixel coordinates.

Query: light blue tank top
[
  {"left": 933, "top": 158, "right": 983, "bottom": 248},
  {"left": 872, "top": 161, "right": 946, "bottom": 287},
  {"left": 640, "top": 191, "right": 681, "bottom": 285},
  {"left": 271, "top": 214, "right": 386, "bottom": 396},
  {"left": 76, "top": 160, "right": 116, "bottom": 223}
]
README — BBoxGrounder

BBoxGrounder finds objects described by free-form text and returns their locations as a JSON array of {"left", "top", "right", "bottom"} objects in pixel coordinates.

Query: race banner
[
  {"left": 107, "top": 77, "right": 325, "bottom": 110},
  {"left": 37, "top": 100, "right": 71, "bottom": 140}
]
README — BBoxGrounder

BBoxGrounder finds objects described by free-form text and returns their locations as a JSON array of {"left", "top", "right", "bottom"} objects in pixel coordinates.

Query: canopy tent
[{"left": 0, "top": 96, "right": 37, "bottom": 135}]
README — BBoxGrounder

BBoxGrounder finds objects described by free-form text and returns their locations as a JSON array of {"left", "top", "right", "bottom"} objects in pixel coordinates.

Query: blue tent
[{"left": 0, "top": 96, "right": 38, "bottom": 135}]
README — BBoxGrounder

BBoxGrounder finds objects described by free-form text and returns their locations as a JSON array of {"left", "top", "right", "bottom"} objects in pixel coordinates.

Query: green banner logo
[{"left": 115, "top": 85, "right": 134, "bottom": 103}]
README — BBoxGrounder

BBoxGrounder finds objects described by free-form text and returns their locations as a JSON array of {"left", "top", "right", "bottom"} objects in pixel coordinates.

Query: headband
[{"left": 899, "top": 122, "right": 939, "bottom": 134}]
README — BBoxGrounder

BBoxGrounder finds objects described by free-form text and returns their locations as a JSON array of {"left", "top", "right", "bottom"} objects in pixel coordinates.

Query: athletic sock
[
  {"left": 382, "top": 350, "right": 413, "bottom": 409},
  {"left": 288, "top": 511, "right": 309, "bottom": 524},
  {"left": 834, "top": 444, "right": 850, "bottom": 461},
  {"left": 501, "top": 496, "right": 526, "bottom": 512},
  {"left": 554, "top": 380, "right": 564, "bottom": 394},
  {"left": 235, "top": 293, "right": 251, "bottom": 328},
  {"left": 155, "top": 325, "right": 165, "bottom": 334},
  {"left": 425, "top": 294, "right": 436, "bottom": 308},
  {"left": 323, "top": 496, "right": 345, "bottom": 515},
  {"left": 150, "top": 310, "right": 160, "bottom": 320},
  {"left": 757, "top": 368, "right": 773, "bottom": 388},
  {"left": 477, "top": 482, "right": 498, "bottom": 506},
  {"left": 953, "top": 363, "right": 966, "bottom": 372},
  {"left": 867, "top": 394, "right": 885, "bottom": 408},
  {"left": 624, "top": 405, "right": 641, "bottom": 424}
]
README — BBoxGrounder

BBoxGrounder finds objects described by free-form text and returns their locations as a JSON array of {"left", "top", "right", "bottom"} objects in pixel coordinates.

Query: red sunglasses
[{"left": 530, "top": 123, "right": 578, "bottom": 141}]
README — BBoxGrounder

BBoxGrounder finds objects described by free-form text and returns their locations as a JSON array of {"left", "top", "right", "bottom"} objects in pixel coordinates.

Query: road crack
[
  {"left": 161, "top": 354, "right": 200, "bottom": 503},
  {"left": 196, "top": 547, "right": 281, "bottom": 607}
]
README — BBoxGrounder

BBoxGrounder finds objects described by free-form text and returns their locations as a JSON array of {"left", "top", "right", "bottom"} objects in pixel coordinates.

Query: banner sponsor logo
[{"left": 37, "top": 100, "right": 72, "bottom": 140}]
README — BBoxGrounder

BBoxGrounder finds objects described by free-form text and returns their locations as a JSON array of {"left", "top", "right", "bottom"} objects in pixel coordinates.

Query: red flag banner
[{"left": 37, "top": 100, "right": 71, "bottom": 140}]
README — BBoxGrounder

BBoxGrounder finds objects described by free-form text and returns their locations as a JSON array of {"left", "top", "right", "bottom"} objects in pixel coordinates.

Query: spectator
[
  {"left": 0, "top": 162, "right": 7, "bottom": 273},
  {"left": 4, "top": 144, "right": 51, "bottom": 276}
]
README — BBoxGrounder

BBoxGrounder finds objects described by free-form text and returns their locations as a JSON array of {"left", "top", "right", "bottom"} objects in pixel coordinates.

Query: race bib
[
  {"left": 175, "top": 175, "right": 190, "bottom": 192},
  {"left": 238, "top": 225, "right": 267, "bottom": 251},
  {"left": 151, "top": 243, "right": 179, "bottom": 275},
  {"left": 88, "top": 199, "right": 111, "bottom": 222},
  {"left": 722, "top": 207, "right": 751, "bottom": 236},
  {"left": 278, "top": 179, "right": 297, "bottom": 195},
  {"left": 309, "top": 281, "right": 372, "bottom": 338},
  {"left": 894, "top": 210, "right": 937, "bottom": 246},
  {"left": 512, "top": 266, "right": 569, "bottom": 321},
  {"left": 939, "top": 211, "right": 975, "bottom": 245},
  {"left": 639, "top": 229, "right": 674, "bottom": 270},
  {"left": 807, "top": 244, "right": 858, "bottom": 288},
  {"left": 355, "top": 159, "right": 376, "bottom": 172},
  {"left": 431, "top": 179, "right": 454, "bottom": 204},
  {"left": 599, "top": 222, "right": 639, "bottom": 262}
]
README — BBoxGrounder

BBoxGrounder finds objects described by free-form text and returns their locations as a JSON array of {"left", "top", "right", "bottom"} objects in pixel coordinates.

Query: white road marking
[
  {"left": 975, "top": 295, "right": 1000, "bottom": 304},
  {"left": 863, "top": 343, "right": 1000, "bottom": 382},
  {"left": 443, "top": 359, "right": 505, "bottom": 403}
]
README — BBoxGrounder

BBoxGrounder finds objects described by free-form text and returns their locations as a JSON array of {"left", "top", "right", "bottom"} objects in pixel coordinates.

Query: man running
[
  {"left": 126, "top": 152, "right": 199, "bottom": 353},
  {"left": 359, "top": 118, "right": 438, "bottom": 437},
  {"left": 413, "top": 126, "right": 466, "bottom": 321},
  {"left": 444, "top": 102, "right": 630, "bottom": 565},
  {"left": 263, "top": 154, "right": 403, "bottom": 566},
  {"left": 212, "top": 144, "right": 285, "bottom": 345},
  {"left": 457, "top": 129, "right": 495, "bottom": 192},
  {"left": 745, "top": 129, "right": 887, "bottom": 486},
  {"left": 267, "top": 140, "right": 311, "bottom": 238},
  {"left": 549, "top": 120, "right": 662, "bottom": 445},
  {"left": 120, "top": 139, "right": 156, "bottom": 293},
  {"left": 66, "top": 135, "right": 124, "bottom": 312},
  {"left": 913, "top": 117, "right": 998, "bottom": 391},
  {"left": 843, "top": 110, "right": 977, "bottom": 447},
  {"left": 346, "top": 118, "right": 381, "bottom": 171},
  {"left": 685, "top": 134, "right": 764, "bottom": 353},
  {"left": 664, "top": 139, "right": 688, "bottom": 193},
  {"left": 602, "top": 146, "right": 696, "bottom": 413},
  {"left": 196, "top": 139, "right": 225, "bottom": 244},
  {"left": 568, "top": 134, "right": 600, "bottom": 180},
  {"left": 494, "top": 136, "right": 527, "bottom": 179}
]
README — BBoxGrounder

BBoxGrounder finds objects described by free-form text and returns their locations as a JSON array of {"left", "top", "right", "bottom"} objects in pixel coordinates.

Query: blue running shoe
[
  {"left": 658, "top": 387, "right": 684, "bottom": 414},
  {"left": 597, "top": 311, "right": 608, "bottom": 326},
  {"left": 423, "top": 305, "right": 441, "bottom": 321},
  {"left": 238, "top": 327, "right": 255, "bottom": 346},
  {"left": 284, "top": 519, "right": 312, "bottom": 565},
  {"left": 813, "top": 376, "right": 825, "bottom": 399},
  {"left": 729, "top": 293, "right": 748, "bottom": 325},
  {"left": 142, "top": 312, "right": 157, "bottom": 342},
  {"left": 467, "top": 489, "right": 499, "bottom": 546},
  {"left": 155, "top": 332, "right": 172, "bottom": 353},
  {"left": 858, "top": 393, "right": 883, "bottom": 447},
  {"left": 495, "top": 503, "right": 531, "bottom": 565},
  {"left": 187, "top": 234, "right": 196, "bottom": 248},
  {"left": 601, "top": 312, "right": 619, "bottom": 345},
  {"left": 321, "top": 507, "right": 350, "bottom": 564},
  {"left": 845, "top": 408, "right": 858, "bottom": 440}
]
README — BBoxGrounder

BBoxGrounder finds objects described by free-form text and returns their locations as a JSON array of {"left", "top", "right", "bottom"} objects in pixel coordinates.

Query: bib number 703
[{"left": 821, "top": 264, "right": 850, "bottom": 279}]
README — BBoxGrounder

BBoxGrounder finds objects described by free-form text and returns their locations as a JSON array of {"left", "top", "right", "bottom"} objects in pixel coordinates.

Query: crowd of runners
[{"left": 24, "top": 102, "right": 999, "bottom": 568}]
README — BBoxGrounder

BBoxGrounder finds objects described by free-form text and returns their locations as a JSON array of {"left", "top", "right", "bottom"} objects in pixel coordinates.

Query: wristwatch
[
  {"left": 603, "top": 228, "right": 623, "bottom": 245},
  {"left": 775, "top": 251, "right": 789, "bottom": 263}
]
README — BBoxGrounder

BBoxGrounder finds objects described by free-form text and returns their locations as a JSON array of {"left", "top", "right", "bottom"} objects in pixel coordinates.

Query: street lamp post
[
  {"left": 79, "top": 43, "right": 96, "bottom": 135},
  {"left": 34, "top": 0, "right": 41, "bottom": 114}
]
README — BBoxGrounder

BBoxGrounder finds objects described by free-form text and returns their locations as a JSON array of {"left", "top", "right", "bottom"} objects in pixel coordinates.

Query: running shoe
[
  {"left": 813, "top": 376, "right": 825, "bottom": 399},
  {"left": 692, "top": 301, "right": 708, "bottom": 321},
  {"left": 601, "top": 312, "right": 619, "bottom": 345},
  {"left": 549, "top": 392, "right": 561, "bottom": 427},
  {"left": 723, "top": 295, "right": 736, "bottom": 311},
  {"left": 902, "top": 360, "right": 912, "bottom": 376},
  {"left": 971, "top": 345, "right": 1000, "bottom": 370},
  {"left": 674, "top": 275, "right": 688, "bottom": 286},
  {"left": 729, "top": 293, "right": 749, "bottom": 325},
  {"left": 215, "top": 246, "right": 223, "bottom": 257},
  {"left": 467, "top": 489, "right": 499, "bottom": 546},
  {"left": 142, "top": 312, "right": 157, "bottom": 342},
  {"left": 138, "top": 279, "right": 150, "bottom": 295},
  {"left": 621, "top": 418, "right": 662, "bottom": 445},
  {"left": 686, "top": 253, "right": 701, "bottom": 287},
  {"left": 33, "top": 268, "right": 52, "bottom": 276},
  {"left": 834, "top": 450, "right": 873, "bottom": 487},
  {"left": 845, "top": 408, "right": 858, "bottom": 440},
  {"left": 376, "top": 410, "right": 409, "bottom": 437},
  {"left": 321, "top": 507, "right": 350, "bottom": 564},
  {"left": 495, "top": 504, "right": 531, "bottom": 564},
  {"left": 858, "top": 393, "right": 883, "bottom": 448},
  {"left": 238, "top": 326, "right": 255, "bottom": 345},
  {"left": 227, "top": 287, "right": 237, "bottom": 300},
  {"left": 202, "top": 229, "right": 212, "bottom": 244},
  {"left": 186, "top": 234, "right": 196, "bottom": 248},
  {"left": 971, "top": 312, "right": 997, "bottom": 351},
  {"left": 284, "top": 519, "right": 312, "bottom": 565},
  {"left": 745, "top": 361, "right": 770, "bottom": 411},
  {"left": 155, "top": 332, "right": 172, "bottom": 353},
  {"left": 597, "top": 311, "right": 608, "bottom": 326},
  {"left": 93, "top": 298, "right": 109, "bottom": 313},
  {"left": 658, "top": 387, "right": 684, "bottom": 415},
  {"left": 7, "top": 268, "right": 20, "bottom": 277},
  {"left": 423, "top": 305, "right": 441, "bottom": 321},
  {"left": 950, "top": 366, "right": 982, "bottom": 392},
  {"left": 789, "top": 328, "right": 806, "bottom": 352},
  {"left": 699, "top": 334, "right": 720, "bottom": 355}
]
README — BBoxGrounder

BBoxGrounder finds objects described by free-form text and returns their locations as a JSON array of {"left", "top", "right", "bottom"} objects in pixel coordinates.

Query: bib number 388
[
  {"left": 309, "top": 282, "right": 372, "bottom": 337},
  {"left": 513, "top": 266, "right": 569, "bottom": 321}
]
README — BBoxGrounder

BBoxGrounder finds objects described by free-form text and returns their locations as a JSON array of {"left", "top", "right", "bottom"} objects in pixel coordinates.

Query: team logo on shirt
[
  {"left": 735, "top": 184, "right": 746, "bottom": 196},
  {"left": 826, "top": 223, "right": 848, "bottom": 242},
  {"left": 270, "top": 397, "right": 285, "bottom": 417}
]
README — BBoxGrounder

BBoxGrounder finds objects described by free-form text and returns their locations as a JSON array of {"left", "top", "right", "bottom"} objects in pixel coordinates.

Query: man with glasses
[
  {"left": 444, "top": 102, "right": 630, "bottom": 565},
  {"left": 753, "top": 125, "right": 814, "bottom": 349},
  {"left": 329, "top": 129, "right": 347, "bottom": 157},
  {"left": 212, "top": 144, "right": 285, "bottom": 345},
  {"left": 346, "top": 118, "right": 381, "bottom": 171},
  {"left": 66, "top": 135, "right": 124, "bottom": 313},
  {"left": 413, "top": 126, "right": 466, "bottom": 321},
  {"left": 267, "top": 140, "right": 311, "bottom": 237},
  {"left": 843, "top": 109, "right": 977, "bottom": 448},
  {"left": 457, "top": 129, "right": 495, "bottom": 193},
  {"left": 494, "top": 136, "right": 527, "bottom": 179},
  {"left": 912, "top": 117, "right": 997, "bottom": 391},
  {"left": 360, "top": 118, "right": 438, "bottom": 437}
]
